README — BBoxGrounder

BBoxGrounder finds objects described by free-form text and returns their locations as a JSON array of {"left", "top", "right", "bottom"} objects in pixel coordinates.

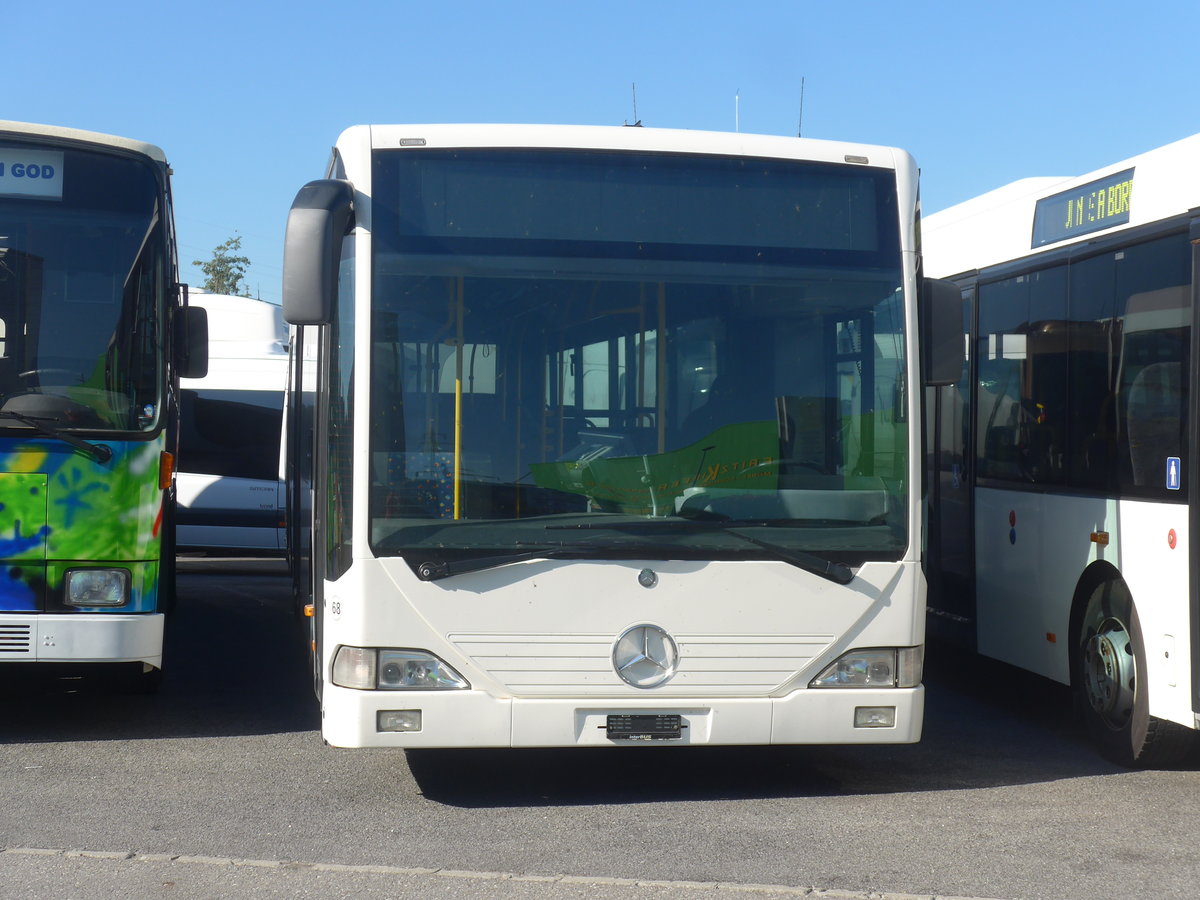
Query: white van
[{"left": 177, "top": 292, "right": 288, "bottom": 552}]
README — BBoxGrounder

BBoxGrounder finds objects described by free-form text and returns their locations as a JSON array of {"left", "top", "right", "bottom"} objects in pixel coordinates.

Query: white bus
[
  {"left": 177, "top": 292, "right": 288, "bottom": 553},
  {"left": 282, "top": 123, "right": 958, "bottom": 749},
  {"left": 923, "top": 132, "right": 1200, "bottom": 766}
]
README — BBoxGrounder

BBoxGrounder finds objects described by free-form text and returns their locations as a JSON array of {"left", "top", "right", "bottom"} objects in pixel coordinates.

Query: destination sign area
[
  {"left": 1031, "top": 167, "right": 1134, "bottom": 247},
  {"left": 0, "top": 148, "right": 64, "bottom": 200}
]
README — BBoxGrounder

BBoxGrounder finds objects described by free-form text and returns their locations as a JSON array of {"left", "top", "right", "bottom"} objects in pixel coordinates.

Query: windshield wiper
[
  {"left": 414, "top": 546, "right": 569, "bottom": 581},
  {"left": 545, "top": 517, "right": 854, "bottom": 585},
  {"left": 718, "top": 528, "right": 854, "bottom": 584},
  {"left": 413, "top": 537, "right": 700, "bottom": 582},
  {"left": 0, "top": 411, "right": 112, "bottom": 463}
]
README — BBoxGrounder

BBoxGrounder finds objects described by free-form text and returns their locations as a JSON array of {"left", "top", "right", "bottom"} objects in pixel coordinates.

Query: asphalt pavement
[{"left": 1, "top": 560, "right": 1197, "bottom": 900}]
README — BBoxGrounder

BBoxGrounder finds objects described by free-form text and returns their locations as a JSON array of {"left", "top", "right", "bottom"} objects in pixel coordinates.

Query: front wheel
[{"left": 1077, "top": 579, "right": 1192, "bottom": 767}]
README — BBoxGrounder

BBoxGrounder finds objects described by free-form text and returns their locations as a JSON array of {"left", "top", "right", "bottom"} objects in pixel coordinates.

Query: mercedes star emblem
[{"left": 612, "top": 624, "right": 679, "bottom": 688}]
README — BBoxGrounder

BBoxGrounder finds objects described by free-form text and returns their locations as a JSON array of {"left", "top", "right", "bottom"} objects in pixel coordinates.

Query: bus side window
[
  {"left": 1126, "top": 361, "right": 1181, "bottom": 487},
  {"left": 1112, "top": 237, "right": 1191, "bottom": 493}
]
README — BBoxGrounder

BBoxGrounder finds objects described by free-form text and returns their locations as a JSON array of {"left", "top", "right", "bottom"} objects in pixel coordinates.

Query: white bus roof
[
  {"left": 923, "top": 131, "right": 1200, "bottom": 278},
  {"left": 187, "top": 292, "right": 287, "bottom": 362},
  {"left": 340, "top": 123, "right": 915, "bottom": 171},
  {"left": 0, "top": 119, "right": 168, "bottom": 164}
]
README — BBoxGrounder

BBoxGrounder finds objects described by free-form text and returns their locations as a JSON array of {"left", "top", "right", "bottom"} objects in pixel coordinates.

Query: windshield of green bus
[
  {"left": 365, "top": 148, "right": 907, "bottom": 567},
  {"left": 0, "top": 141, "right": 165, "bottom": 433}
]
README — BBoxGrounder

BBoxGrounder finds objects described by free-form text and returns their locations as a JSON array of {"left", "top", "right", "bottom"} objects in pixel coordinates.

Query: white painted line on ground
[{"left": 1, "top": 847, "right": 1006, "bottom": 900}]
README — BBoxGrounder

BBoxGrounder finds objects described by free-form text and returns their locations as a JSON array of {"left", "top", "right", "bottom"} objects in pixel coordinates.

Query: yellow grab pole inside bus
[{"left": 656, "top": 283, "right": 667, "bottom": 454}]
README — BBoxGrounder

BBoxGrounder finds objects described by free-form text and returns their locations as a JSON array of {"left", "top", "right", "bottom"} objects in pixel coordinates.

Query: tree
[{"left": 193, "top": 235, "right": 252, "bottom": 297}]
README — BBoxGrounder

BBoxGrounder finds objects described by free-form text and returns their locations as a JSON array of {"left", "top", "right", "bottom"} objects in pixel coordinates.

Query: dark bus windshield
[
  {"left": 361, "top": 148, "right": 908, "bottom": 564},
  {"left": 0, "top": 142, "right": 165, "bottom": 432}
]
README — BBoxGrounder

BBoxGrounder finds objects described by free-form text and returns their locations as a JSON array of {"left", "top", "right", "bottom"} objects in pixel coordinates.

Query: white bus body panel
[
  {"left": 349, "top": 123, "right": 916, "bottom": 174},
  {"left": 975, "top": 487, "right": 1192, "bottom": 728},
  {"left": 323, "top": 687, "right": 924, "bottom": 749},
  {"left": 174, "top": 473, "right": 284, "bottom": 551},
  {"left": 319, "top": 557, "right": 924, "bottom": 748},
  {"left": 178, "top": 293, "right": 288, "bottom": 552},
  {"left": 0, "top": 613, "right": 164, "bottom": 667}
]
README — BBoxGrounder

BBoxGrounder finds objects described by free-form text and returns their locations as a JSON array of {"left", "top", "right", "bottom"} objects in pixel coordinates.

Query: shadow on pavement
[
  {"left": 0, "top": 560, "right": 319, "bottom": 743},
  {"left": 4, "top": 562, "right": 1197, "bottom": 805},
  {"left": 407, "top": 640, "right": 1200, "bottom": 807}
]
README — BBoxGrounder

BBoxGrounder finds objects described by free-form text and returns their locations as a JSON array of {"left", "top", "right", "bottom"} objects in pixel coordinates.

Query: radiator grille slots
[
  {"left": 0, "top": 624, "right": 33, "bottom": 655},
  {"left": 449, "top": 632, "right": 834, "bottom": 697}
]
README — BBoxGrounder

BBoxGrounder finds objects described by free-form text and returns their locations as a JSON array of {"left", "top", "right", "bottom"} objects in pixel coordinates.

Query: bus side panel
[
  {"left": 974, "top": 487, "right": 1111, "bottom": 684},
  {"left": 1117, "top": 497, "right": 1193, "bottom": 728},
  {"left": 976, "top": 487, "right": 1194, "bottom": 727}
]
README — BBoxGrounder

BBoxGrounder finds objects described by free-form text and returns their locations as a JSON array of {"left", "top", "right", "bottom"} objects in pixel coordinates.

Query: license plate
[{"left": 606, "top": 714, "right": 683, "bottom": 741}]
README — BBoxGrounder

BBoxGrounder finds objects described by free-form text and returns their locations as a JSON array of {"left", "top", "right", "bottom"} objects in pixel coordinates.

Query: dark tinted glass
[
  {"left": 179, "top": 389, "right": 282, "bottom": 481},
  {"left": 974, "top": 232, "right": 1190, "bottom": 498},
  {"left": 0, "top": 143, "right": 164, "bottom": 431},
  {"left": 367, "top": 148, "right": 909, "bottom": 564}
]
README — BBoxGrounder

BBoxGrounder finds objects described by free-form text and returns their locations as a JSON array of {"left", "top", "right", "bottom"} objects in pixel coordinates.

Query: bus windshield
[
  {"left": 0, "top": 143, "right": 164, "bottom": 433},
  {"left": 366, "top": 148, "right": 907, "bottom": 566}
]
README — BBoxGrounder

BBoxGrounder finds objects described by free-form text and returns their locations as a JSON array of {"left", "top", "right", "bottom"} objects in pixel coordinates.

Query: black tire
[
  {"left": 1077, "top": 579, "right": 1193, "bottom": 767},
  {"left": 112, "top": 661, "right": 163, "bottom": 695},
  {"left": 134, "top": 663, "right": 164, "bottom": 695}
]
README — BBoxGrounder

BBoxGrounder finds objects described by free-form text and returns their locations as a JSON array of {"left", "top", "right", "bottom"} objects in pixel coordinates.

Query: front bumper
[
  {"left": 0, "top": 613, "right": 164, "bottom": 668},
  {"left": 321, "top": 684, "right": 924, "bottom": 748}
]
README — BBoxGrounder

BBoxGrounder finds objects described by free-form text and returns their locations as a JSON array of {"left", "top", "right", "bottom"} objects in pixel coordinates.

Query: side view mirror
[
  {"left": 282, "top": 180, "right": 355, "bottom": 326},
  {"left": 178, "top": 304, "right": 208, "bottom": 379},
  {"left": 921, "top": 277, "right": 964, "bottom": 387}
]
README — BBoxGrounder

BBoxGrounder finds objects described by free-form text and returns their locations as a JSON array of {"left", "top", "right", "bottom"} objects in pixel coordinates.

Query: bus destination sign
[
  {"left": 1031, "top": 167, "right": 1134, "bottom": 248},
  {"left": 0, "top": 149, "right": 64, "bottom": 200}
]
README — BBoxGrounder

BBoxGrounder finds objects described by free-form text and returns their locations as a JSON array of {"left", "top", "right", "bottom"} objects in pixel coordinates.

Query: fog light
[
  {"left": 377, "top": 710, "right": 422, "bottom": 732},
  {"left": 854, "top": 706, "right": 896, "bottom": 728},
  {"left": 65, "top": 569, "right": 130, "bottom": 607}
]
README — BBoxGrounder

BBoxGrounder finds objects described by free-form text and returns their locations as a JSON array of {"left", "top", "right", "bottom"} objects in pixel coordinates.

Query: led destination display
[{"left": 1031, "top": 167, "right": 1134, "bottom": 247}]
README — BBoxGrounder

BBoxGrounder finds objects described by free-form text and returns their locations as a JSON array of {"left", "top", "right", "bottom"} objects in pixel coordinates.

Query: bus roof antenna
[
  {"left": 625, "top": 83, "right": 642, "bottom": 127},
  {"left": 798, "top": 77, "right": 806, "bottom": 137}
]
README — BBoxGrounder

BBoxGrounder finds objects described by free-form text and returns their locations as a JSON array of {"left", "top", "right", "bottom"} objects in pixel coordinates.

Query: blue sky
[{"left": 13, "top": 0, "right": 1195, "bottom": 304}]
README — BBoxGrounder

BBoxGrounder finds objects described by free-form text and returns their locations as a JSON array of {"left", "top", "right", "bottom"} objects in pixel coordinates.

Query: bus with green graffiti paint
[
  {"left": 283, "top": 124, "right": 959, "bottom": 748},
  {"left": 0, "top": 121, "right": 206, "bottom": 689}
]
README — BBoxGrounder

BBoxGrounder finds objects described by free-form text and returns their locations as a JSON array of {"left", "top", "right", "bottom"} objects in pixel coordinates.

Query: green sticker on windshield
[{"left": 532, "top": 420, "right": 779, "bottom": 515}]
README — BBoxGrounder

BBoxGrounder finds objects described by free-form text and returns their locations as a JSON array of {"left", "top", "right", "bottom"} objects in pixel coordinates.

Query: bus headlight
[
  {"left": 809, "top": 647, "right": 922, "bottom": 689},
  {"left": 331, "top": 646, "right": 376, "bottom": 689},
  {"left": 64, "top": 569, "right": 130, "bottom": 607},
  {"left": 332, "top": 647, "right": 470, "bottom": 691}
]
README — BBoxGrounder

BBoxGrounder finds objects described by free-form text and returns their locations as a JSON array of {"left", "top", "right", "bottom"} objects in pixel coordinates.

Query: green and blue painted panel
[{"left": 0, "top": 437, "right": 165, "bottom": 613}]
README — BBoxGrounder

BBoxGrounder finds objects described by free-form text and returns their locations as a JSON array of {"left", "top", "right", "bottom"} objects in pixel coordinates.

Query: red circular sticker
[{"left": 1168, "top": 529, "right": 1177, "bottom": 550}]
